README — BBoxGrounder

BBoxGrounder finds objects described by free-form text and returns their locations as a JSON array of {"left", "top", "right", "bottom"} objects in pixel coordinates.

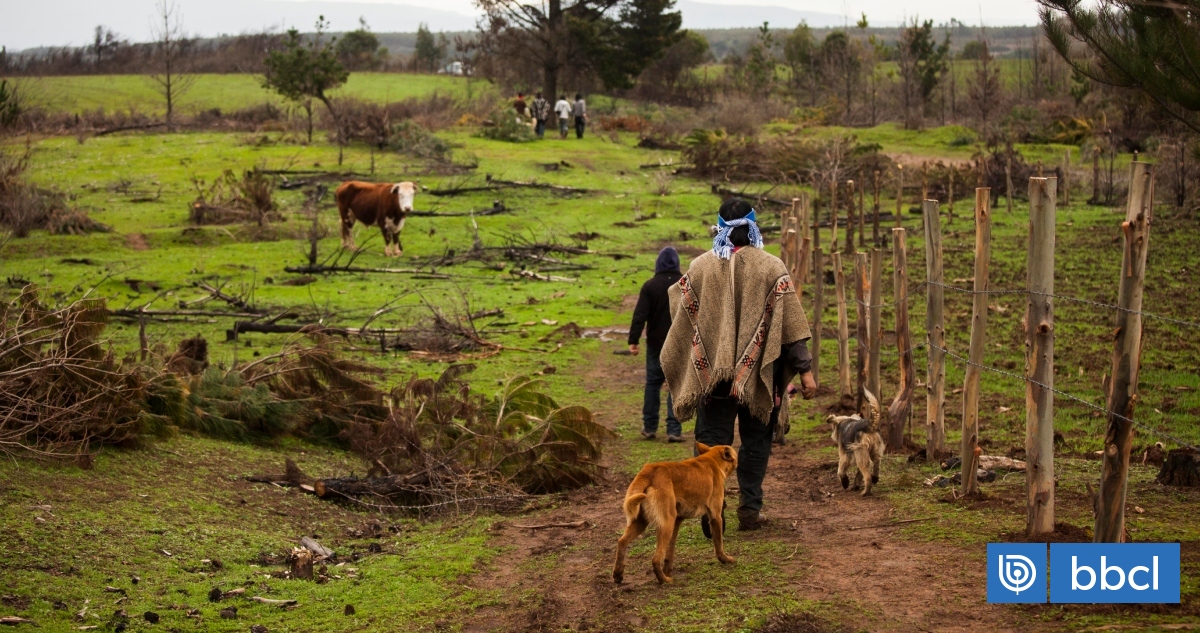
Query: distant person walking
[
  {"left": 513, "top": 92, "right": 528, "bottom": 119},
  {"left": 572, "top": 93, "right": 587, "bottom": 139},
  {"left": 554, "top": 94, "right": 571, "bottom": 139},
  {"left": 531, "top": 92, "right": 550, "bottom": 138},
  {"left": 629, "top": 247, "right": 684, "bottom": 442}
]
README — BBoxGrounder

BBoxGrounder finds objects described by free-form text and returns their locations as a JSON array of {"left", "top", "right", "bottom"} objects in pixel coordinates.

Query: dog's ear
[
  {"left": 695, "top": 441, "right": 711, "bottom": 454},
  {"left": 721, "top": 446, "right": 735, "bottom": 462}
]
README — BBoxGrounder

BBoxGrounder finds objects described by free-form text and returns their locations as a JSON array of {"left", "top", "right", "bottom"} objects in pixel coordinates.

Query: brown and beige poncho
[{"left": 661, "top": 246, "right": 810, "bottom": 423}]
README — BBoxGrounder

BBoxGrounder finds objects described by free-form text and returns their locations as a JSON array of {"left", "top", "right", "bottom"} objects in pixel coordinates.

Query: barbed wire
[
  {"left": 928, "top": 343, "right": 1200, "bottom": 451},
  {"left": 927, "top": 281, "right": 1200, "bottom": 330}
]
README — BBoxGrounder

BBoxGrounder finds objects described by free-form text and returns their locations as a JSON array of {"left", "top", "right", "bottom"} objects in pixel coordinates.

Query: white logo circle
[{"left": 999, "top": 554, "right": 1037, "bottom": 594}]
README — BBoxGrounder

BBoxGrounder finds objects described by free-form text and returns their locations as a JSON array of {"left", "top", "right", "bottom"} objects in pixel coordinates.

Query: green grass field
[
  {"left": 23, "top": 72, "right": 485, "bottom": 115},
  {"left": 2, "top": 117, "right": 1198, "bottom": 631}
]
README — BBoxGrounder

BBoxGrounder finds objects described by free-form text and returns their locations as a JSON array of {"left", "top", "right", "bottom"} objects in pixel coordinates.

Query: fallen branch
[
  {"left": 195, "top": 281, "right": 265, "bottom": 314},
  {"left": 510, "top": 520, "right": 591, "bottom": 530},
  {"left": 300, "top": 536, "right": 334, "bottom": 558},
  {"left": 847, "top": 517, "right": 934, "bottom": 531},
  {"left": 511, "top": 270, "right": 576, "bottom": 283},
  {"left": 250, "top": 597, "right": 298, "bottom": 607},
  {"left": 112, "top": 308, "right": 265, "bottom": 320},
  {"left": 283, "top": 264, "right": 452, "bottom": 278},
  {"left": 94, "top": 122, "right": 166, "bottom": 137},
  {"left": 710, "top": 184, "right": 790, "bottom": 208}
]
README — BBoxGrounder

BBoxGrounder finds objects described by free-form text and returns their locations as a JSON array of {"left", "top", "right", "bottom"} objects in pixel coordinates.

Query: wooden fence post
[
  {"left": 947, "top": 174, "right": 955, "bottom": 223},
  {"left": 923, "top": 199, "right": 946, "bottom": 456},
  {"left": 887, "top": 228, "right": 915, "bottom": 452},
  {"left": 858, "top": 175, "right": 866, "bottom": 248},
  {"left": 833, "top": 252, "right": 852, "bottom": 398},
  {"left": 799, "top": 193, "right": 812, "bottom": 284},
  {"left": 1006, "top": 156, "right": 1014, "bottom": 214},
  {"left": 1026, "top": 177, "right": 1056, "bottom": 535},
  {"left": 1092, "top": 148, "right": 1101, "bottom": 204},
  {"left": 961, "top": 188, "right": 992, "bottom": 496},
  {"left": 830, "top": 181, "right": 840, "bottom": 252},
  {"left": 1063, "top": 150, "right": 1071, "bottom": 206},
  {"left": 812, "top": 247, "right": 825, "bottom": 387},
  {"left": 1095, "top": 161, "right": 1154, "bottom": 543},
  {"left": 845, "top": 180, "right": 856, "bottom": 255},
  {"left": 895, "top": 166, "right": 904, "bottom": 229},
  {"left": 855, "top": 252, "right": 869, "bottom": 412},
  {"left": 921, "top": 162, "right": 929, "bottom": 202},
  {"left": 867, "top": 248, "right": 883, "bottom": 403},
  {"left": 812, "top": 201, "right": 822, "bottom": 261},
  {"left": 873, "top": 169, "right": 882, "bottom": 245}
]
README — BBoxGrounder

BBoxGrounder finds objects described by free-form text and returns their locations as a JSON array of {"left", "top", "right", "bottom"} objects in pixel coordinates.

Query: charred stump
[{"left": 1156, "top": 448, "right": 1200, "bottom": 487}]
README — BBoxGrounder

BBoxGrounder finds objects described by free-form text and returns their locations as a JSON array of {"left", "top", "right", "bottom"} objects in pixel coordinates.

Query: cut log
[
  {"left": 300, "top": 536, "right": 333, "bottom": 558},
  {"left": 1156, "top": 448, "right": 1200, "bottom": 487},
  {"left": 978, "top": 455, "right": 1026, "bottom": 471}
]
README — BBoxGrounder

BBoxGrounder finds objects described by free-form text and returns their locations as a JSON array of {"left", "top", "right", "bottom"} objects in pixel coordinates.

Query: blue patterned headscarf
[{"left": 712, "top": 209, "right": 764, "bottom": 259}]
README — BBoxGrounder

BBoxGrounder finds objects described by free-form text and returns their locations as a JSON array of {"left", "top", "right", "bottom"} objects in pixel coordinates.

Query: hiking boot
[
  {"left": 667, "top": 435, "right": 684, "bottom": 443},
  {"left": 640, "top": 430, "right": 657, "bottom": 440},
  {"left": 737, "top": 510, "right": 769, "bottom": 531}
]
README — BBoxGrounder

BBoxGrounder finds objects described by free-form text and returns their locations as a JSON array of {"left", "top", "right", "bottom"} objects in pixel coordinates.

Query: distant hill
[{"left": 677, "top": 0, "right": 847, "bottom": 30}]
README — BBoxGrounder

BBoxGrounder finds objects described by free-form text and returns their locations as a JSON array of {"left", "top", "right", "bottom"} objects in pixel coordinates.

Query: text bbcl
[{"left": 1050, "top": 543, "right": 1180, "bottom": 604}]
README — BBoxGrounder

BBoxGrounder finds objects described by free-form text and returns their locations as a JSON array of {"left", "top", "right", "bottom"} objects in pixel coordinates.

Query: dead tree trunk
[
  {"left": 923, "top": 199, "right": 946, "bottom": 456},
  {"left": 833, "top": 252, "right": 852, "bottom": 398},
  {"left": 867, "top": 248, "right": 883, "bottom": 404},
  {"left": 1026, "top": 177, "right": 1056, "bottom": 535},
  {"left": 854, "top": 252, "right": 869, "bottom": 413},
  {"left": 961, "top": 188, "right": 992, "bottom": 496},
  {"left": 1095, "top": 161, "right": 1154, "bottom": 542},
  {"left": 887, "top": 228, "right": 915, "bottom": 452}
]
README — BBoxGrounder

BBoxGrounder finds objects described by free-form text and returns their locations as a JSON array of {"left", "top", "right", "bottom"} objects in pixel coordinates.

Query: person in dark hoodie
[{"left": 629, "top": 247, "right": 684, "bottom": 442}]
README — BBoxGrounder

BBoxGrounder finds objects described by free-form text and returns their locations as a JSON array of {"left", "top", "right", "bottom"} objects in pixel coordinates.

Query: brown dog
[{"left": 613, "top": 442, "right": 737, "bottom": 585}]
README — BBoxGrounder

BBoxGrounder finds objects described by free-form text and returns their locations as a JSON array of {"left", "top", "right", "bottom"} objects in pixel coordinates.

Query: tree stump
[
  {"left": 290, "top": 548, "right": 314, "bottom": 580},
  {"left": 1156, "top": 448, "right": 1200, "bottom": 487}
]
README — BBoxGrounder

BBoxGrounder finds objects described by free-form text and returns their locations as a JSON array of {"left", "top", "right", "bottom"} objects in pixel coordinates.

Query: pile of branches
[
  {"left": 189, "top": 168, "right": 281, "bottom": 226},
  {"left": 0, "top": 286, "right": 167, "bottom": 460},
  {"left": 477, "top": 109, "right": 536, "bottom": 143},
  {"left": 329, "top": 365, "right": 614, "bottom": 514},
  {"left": 1, "top": 142, "right": 109, "bottom": 237},
  {"left": 682, "top": 129, "right": 882, "bottom": 183}
]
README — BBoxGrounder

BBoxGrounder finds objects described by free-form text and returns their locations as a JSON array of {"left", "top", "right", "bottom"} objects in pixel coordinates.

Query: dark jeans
[
  {"left": 694, "top": 384, "right": 774, "bottom": 515},
  {"left": 535, "top": 119, "right": 546, "bottom": 138},
  {"left": 574, "top": 116, "right": 586, "bottom": 138},
  {"left": 643, "top": 347, "right": 680, "bottom": 437}
]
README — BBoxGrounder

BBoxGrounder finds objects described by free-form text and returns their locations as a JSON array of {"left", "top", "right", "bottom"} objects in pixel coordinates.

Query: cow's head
[{"left": 391, "top": 181, "right": 417, "bottom": 214}]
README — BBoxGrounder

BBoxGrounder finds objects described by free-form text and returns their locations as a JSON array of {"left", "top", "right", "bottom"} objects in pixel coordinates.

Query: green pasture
[
  {"left": 2, "top": 119, "right": 1198, "bottom": 630},
  {"left": 22, "top": 72, "right": 484, "bottom": 116}
]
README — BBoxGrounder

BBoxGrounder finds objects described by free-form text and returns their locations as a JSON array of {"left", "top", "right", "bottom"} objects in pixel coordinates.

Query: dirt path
[{"left": 462, "top": 350, "right": 1056, "bottom": 633}]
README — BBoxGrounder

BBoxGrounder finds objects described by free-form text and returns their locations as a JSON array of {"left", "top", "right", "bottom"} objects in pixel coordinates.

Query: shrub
[{"left": 477, "top": 109, "right": 536, "bottom": 143}]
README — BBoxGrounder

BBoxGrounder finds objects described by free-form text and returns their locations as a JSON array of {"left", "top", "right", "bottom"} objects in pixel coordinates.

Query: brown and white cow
[{"left": 335, "top": 180, "right": 418, "bottom": 257}]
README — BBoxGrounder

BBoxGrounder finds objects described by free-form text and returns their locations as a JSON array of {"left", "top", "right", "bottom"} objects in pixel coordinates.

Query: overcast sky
[{"left": 1, "top": 0, "right": 1042, "bottom": 51}]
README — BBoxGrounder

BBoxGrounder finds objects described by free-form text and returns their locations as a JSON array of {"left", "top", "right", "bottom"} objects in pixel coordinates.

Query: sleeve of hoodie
[
  {"left": 628, "top": 281, "right": 653, "bottom": 346},
  {"left": 773, "top": 339, "right": 812, "bottom": 393}
]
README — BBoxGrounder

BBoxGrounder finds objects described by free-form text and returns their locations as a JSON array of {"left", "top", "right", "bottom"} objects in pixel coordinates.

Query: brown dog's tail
[
  {"left": 863, "top": 389, "right": 881, "bottom": 432},
  {"left": 623, "top": 492, "right": 648, "bottom": 524}
]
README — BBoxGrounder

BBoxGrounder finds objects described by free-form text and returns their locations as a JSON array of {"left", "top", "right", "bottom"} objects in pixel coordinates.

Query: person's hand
[
  {"left": 799, "top": 372, "right": 817, "bottom": 399},
  {"left": 629, "top": 344, "right": 639, "bottom": 356}
]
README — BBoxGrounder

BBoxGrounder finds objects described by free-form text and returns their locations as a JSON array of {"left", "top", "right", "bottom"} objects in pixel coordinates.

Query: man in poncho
[{"left": 662, "top": 198, "right": 817, "bottom": 531}]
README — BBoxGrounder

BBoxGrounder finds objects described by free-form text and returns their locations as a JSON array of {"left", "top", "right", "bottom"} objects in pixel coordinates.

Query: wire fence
[{"left": 822, "top": 269, "right": 1200, "bottom": 452}]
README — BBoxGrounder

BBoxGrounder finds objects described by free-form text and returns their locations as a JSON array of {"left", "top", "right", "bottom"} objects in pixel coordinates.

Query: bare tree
[
  {"left": 968, "top": 37, "right": 1002, "bottom": 130},
  {"left": 149, "top": 0, "right": 195, "bottom": 129}
]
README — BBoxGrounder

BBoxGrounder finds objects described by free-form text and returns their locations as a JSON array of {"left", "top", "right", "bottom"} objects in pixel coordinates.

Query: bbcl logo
[
  {"left": 988, "top": 544, "right": 1047, "bottom": 603},
  {"left": 1051, "top": 543, "right": 1180, "bottom": 604},
  {"left": 988, "top": 542, "right": 1181, "bottom": 604}
]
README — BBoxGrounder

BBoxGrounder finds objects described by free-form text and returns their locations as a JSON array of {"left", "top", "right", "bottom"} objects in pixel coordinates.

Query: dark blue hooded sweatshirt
[{"left": 629, "top": 247, "right": 683, "bottom": 352}]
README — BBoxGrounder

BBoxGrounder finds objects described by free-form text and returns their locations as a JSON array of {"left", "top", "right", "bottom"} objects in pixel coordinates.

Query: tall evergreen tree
[{"left": 1040, "top": 0, "right": 1200, "bottom": 131}]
